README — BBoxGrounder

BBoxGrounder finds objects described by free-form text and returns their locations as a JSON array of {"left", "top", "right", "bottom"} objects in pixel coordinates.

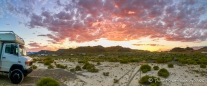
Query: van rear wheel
[{"left": 9, "top": 69, "right": 24, "bottom": 84}]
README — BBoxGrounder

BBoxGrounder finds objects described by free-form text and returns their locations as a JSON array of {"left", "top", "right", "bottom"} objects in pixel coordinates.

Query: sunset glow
[{"left": 0, "top": 0, "right": 207, "bottom": 52}]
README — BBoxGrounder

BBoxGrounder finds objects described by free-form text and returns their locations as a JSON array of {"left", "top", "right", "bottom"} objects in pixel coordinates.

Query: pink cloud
[
  {"left": 28, "top": 42, "right": 41, "bottom": 48},
  {"left": 133, "top": 44, "right": 164, "bottom": 46},
  {"left": 5, "top": 0, "right": 207, "bottom": 44}
]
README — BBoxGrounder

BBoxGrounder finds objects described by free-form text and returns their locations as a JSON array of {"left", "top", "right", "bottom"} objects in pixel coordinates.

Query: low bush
[
  {"left": 153, "top": 66, "right": 159, "bottom": 70},
  {"left": 33, "top": 58, "right": 37, "bottom": 63},
  {"left": 158, "top": 68, "right": 169, "bottom": 78},
  {"left": 168, "top": 63, "right": 174, "bottom": 68},
  {"left": 150, "top": 83, "right": 158, "bottom": 86},
  {"left": 48, "top": 64, "right": 54, "bottom": 69},
  {"left": 43, "top": 61, "right": 51, "bottom": 65},
  {"left": 103, "top": 72, "right": 109, "bottom": 76},
  {"left": 120, "top": 60, "right": 128, "bottom": 64},
  {"left": 33, "top": 65, "right": 37, "bottom": 69},
  {"left": 36, "top": 77, "right": 60, "bottom": 86},
  {"left": 82, "top": 62, "right": 99, "bottom": 73},
  {"left": 44, "top": 57, "right": 54, "bottom": 62},
  {"left": 97, "top": 62, "right": 101, "bottom": 65},
  {"left": 140, "top": 64, "right": 151, "bottom": 73},
  {"left": 192, "top": 70, "right": 199, "bottom": 73},
  {"left": 89, "top": 67, "right": 99, "bottom": 72},
  {"left": 78, "top": 60, "right": 86, "bottom": 63},
  {"left": 200, "top": 64, "right": 206, "bottom": 68},
  {"left": 43, "top": 57, "right": 54, "bottom": 65},
  {"left": 114, "top": 79, "right": 119, "bottom": 83},
  {"left": 142, "top": 69, "right": 148, "bottom": 73},
  {"left": 55, "top": 63, "right": 67, "bottom": 69},
  {"left": 70, "top": 68, "right": 75, "bottom": 72},
  {"left": 75, "top": 65, "right": 82, "bottom": 71},
  {"left": 139, "top": 75, "right": 161, "bottom": 86}
]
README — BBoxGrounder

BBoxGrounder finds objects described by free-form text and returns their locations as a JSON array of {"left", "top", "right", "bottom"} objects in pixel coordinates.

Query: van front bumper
[{"left": 24, "top": 66, "right": 33, "bottom": 74}]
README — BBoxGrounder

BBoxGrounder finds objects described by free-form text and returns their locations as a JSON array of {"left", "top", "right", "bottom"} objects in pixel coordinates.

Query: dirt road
[{"left": 0, "top": 69, "right": 77, "bottom": 86}]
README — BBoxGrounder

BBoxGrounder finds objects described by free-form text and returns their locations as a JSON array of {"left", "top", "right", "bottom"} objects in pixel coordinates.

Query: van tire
[{"left": 9, "top": 69, "right": 24, "bottom": 84}]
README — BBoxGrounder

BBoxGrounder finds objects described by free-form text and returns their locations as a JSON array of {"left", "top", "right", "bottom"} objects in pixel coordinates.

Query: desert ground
[{"left": 1, "top": 58, "right": 207, "bottom": 86}]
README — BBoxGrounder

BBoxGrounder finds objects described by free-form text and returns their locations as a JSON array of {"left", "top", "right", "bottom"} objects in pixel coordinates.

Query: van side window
[
  {"left": 5, "top": 44, "right": 18, "bottom": 55},
  {"left": 5, "top": 45, "right": 11, "bottom": 54}
]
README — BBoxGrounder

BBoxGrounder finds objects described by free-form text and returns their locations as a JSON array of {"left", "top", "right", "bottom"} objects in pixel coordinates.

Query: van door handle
[{"left": 2, "top": 57, "right": 6, "bottom": 58}]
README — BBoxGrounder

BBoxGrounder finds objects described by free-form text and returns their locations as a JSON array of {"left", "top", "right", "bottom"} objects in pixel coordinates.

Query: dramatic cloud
[
  {"left": 133, "top": 44, "right": 164, "bottom": 46},
  {"left": 3, "top": 0, "right": 207, "bottom": 43},
  {"left": 27, "top": 42, "right": 57, "bottom": 52},
  {"left": 28, "top": 42, "right": 42, "bottom": 48}
]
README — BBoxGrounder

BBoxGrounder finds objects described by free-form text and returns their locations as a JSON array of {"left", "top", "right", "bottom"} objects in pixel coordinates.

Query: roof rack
[{"left": 0, "top": 31, "right": 25, "bottom": 44}]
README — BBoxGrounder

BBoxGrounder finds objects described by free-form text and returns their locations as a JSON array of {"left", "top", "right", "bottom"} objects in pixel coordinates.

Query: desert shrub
[
  {"left": 129, "top": 58, "right": 139, "bottom": 62},
  {"left": 82, "top": 62, "right": 99, "bottom": 73},
  {"left": 55, "top": 63, "right": 67, "bottom": 69},
  {"left": 192, "top": 70, "right": 199, "bottom": 73},
  {"left": 88, "top": 67, "right": 99, "bottom": 72},
  {"left": 200, "top": 64, "right": 206, "bottom": 68},
  {"left": 97, "top": 62, "right": 101, "bottom": 65},
  {"left": 103, "top": 72, "right": 109, "bottom": 76},
  {"left": 142, "top": 69, "right": 149, "bottom": 73},
  {"left": 120, "top": 59, "right": 128, "bottom": 64},
  {"left": 187, "top": 60, "right": 196, "bottom": 65},
  {"left": 36, "top": 77, "right": 60, "bottom": 86},
  {"left": 140, "top": 64, "right": 151, "bottom": 73},
  {"left": 158, "top": 68, "right": 169, "bottom": 78},
  {"left": 150, "top": 83, "right": 158, "bottom": 86},
  {"left": 139, "top": 75, "right": 161, "bottom": 86},
  {"left": 82, "top": 62, "right": 94, "bottom": 69},
  {"left": 43, "top": 57, "right": 54, "bottom": 65},
  {"left": 153, "top": 66, "right": 159, "bottom": 70},
  {"left": 155, "top": 57, "right": 167, "bottom": 63},
  {"left": 44, "top": 57, "right": 54, "bottom": 62},
  {"left": 114, "top": 79, "right": 119, "bottom": 83},
  {"left": 33, "top": 58, "right": 37, "bottom": 63},
  {"left": 168, "top": 63, "right": 174, "bottom": 68},
  {"left": 48, "top": 64, "right": 54, "bottom": 69},
  {"left": 43, "top": 60, "right": 51, "bottom": 65},
  {"left": 78, "top": 60, "right": 86, "bottom": 63},
  {"left": 75, "top": 65, "right": 82, "bottom": 71},
  {"left": 70, "top": 68, "right": 75, "bottom": 72},
  {"left": 199, "top": 58, "right": 207, "bottom": 65},
  {"left": 33, "top": 65, "right": 37, "bottom": 69}
]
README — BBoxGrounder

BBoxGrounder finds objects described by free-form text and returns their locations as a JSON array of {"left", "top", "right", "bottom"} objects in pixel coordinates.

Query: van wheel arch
[{"left": 9, "top": 64, "right": 24, "bottom": 72}]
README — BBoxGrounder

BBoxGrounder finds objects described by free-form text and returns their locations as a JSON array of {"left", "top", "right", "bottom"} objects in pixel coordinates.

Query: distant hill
[
  {"left": 36, "top": 50, "right": 55, "bottom": 54},
  {"left": 196, "top": 47, "right": 207, "bottom": 52},
  {"left": 170, "top": 47, "right": 194, "bottom": 52},
  {"left": 35, "top": 45, "right": 144, "bottom": 55},
  {"left": 35, "top": 46, "right": 207, "bottom": 54},
  {"left": 56, "top": 45, "right": 135, "bottom": 53}
]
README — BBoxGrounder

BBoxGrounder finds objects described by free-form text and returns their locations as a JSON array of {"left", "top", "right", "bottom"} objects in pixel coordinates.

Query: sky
[{"left": 0, "top": 0, "right": 207, "bottom": 52}]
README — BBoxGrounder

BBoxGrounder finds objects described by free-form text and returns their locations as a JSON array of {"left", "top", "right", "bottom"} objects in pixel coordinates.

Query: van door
[{"left": 1, "top": 43, "right": 19, "bottom": 72}]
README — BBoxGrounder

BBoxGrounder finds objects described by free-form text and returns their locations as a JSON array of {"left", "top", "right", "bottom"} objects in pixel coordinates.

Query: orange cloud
[
  {"left": 128, "top": 11, "right": 135, "bottom": 14},
  {"left": 16, "top": 0, "right": 207, "bottom": 44}
]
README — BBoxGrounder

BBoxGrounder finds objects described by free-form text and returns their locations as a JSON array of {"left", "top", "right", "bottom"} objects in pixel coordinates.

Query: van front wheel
[{"left": 9, "top": 69, "right": 24, "bottom": 84}]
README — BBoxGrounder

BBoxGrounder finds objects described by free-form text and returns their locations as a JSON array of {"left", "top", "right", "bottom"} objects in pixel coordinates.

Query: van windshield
[{"left": 19, "top": 45, "right": 26, "bottom": 56}]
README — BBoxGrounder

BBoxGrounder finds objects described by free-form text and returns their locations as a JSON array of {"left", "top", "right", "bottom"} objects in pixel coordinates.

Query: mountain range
[{"left": 29, "top": 46, "right": 207, "bottom": 55}]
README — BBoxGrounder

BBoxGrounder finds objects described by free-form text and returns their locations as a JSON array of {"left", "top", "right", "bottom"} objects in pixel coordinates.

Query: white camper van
[{"left": 0, "top": 31, "right": 33, "bottom": 84}]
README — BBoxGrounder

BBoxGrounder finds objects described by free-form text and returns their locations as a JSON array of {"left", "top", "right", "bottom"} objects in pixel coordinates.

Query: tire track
[
  {"left": 112, "top": 66, "right": 136, "bottom": 86},
  {"left": 126, "top": 68, "right": 140, "bottom": 86}
]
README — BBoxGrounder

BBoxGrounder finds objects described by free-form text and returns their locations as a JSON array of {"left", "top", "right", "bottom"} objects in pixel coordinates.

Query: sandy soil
[{"left": 1, "top": 60, "right": 207, "bottom": 86}]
